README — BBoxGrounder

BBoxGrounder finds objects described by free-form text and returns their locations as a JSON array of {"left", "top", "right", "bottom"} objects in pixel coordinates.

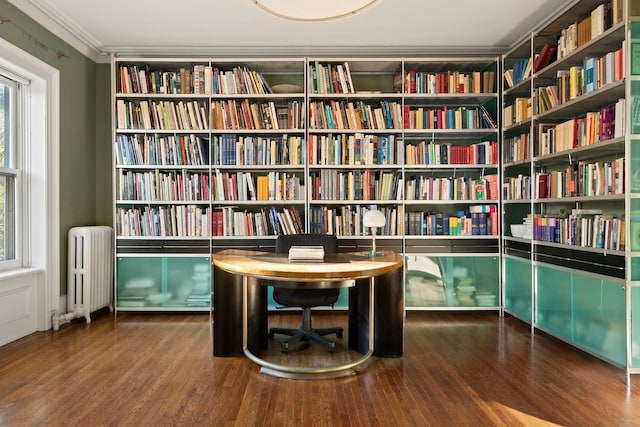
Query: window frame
[{"left": 0, "top": 73, "right": 24, "bottom": 271}]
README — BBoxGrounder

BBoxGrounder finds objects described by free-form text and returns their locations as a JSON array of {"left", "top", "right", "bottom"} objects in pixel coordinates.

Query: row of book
[
  {"left": 115, "top": 204, "right": 507, "bottom": 238},
  {"left": 404, "top": 174, "right": 499, "bottom": 202},
  {"left": 536, "top": 101, "right": 624, "bottom": 156},
  {"left": 503, "top": 174, "right": 532, "bottom": 201},
  {"left": 309, "top": 205, "right": 403, "bottom": 236},
  {"left": 114, "top": 133, "right": 497, "bottom": 169},
  {"left": 308, "top": 61, "right": 355, "bottom": 94},
  {"left": 308, "top": 134, "right": 400, "bottom": 166},
  {"left": 185, "top": 263, "right": 211, "bottom": 307},
  {"left": 115, "top": 171, "right": 501, "bottom": 202},
  {"left": 211, "top": 171, "right": 304, "bottom": 201},
  {"left": 116, "top": 99, "right": 209, "bottom": 131},
  {"left": 504, "top": 58, "right": 533, "bottom": 88},
  {"left": 116, "top": 99, "right": 304, "bottom": 131},
  {"left": 535, "top": 158, "right": 625, "bottom": 199},
  {"left": 211, "top": 206, "right": 303, "bottom": 237},
  {"left": 403, "top": 70, "right": 495, "bottom": 94},
  {"left": 503, "top": 44, "right": 560, "bottom": 88},
  {"left": 115, "top": 134, "right": 209, "bottom": 166},
  {"left": 503, "top": 133, "right": 530, "bottom": 164},
  {"left": 547, "top": 52, "right": 625, "bottom": 108},
  {"left": 213, "top": 134, "right": 304, "bottom": 166},
  {"left": 117, "top": 170, "right": 209, "bottom": 202},
  {"left": 503, "top": 0, "right": 623, "bottom": 88},
  {"left": 310, "top": 170, "right": 401, "bottom": 201},
  {"left": 557, "top": 0, "right": 623, "bottom": 60},
  {"left": 503, "top": 97, "right": 532, "bottom": 126},
  {"left": 116, "top": 205, "right": 305, "bottom": 237},
  {"left": 308, "top": 100, "right": 401, "bottom": 130},
  {"left": 210, "top": 99, "right": 303, "bottom": 130},
  {"left": 405, "top": 205, "right": 498, "bottom": 236},
  {"left": 118, "top": 64, "right": 272, "bottom": 95},
  {"left": 116, "top": 98, "right": 498, "bottom": 132},
  {"left": 405, "top": 105, "right": 496, "bottom": 130},
  {"left": 531, "top": 210, "right": 625, "bottom": 251},
  {"left": 117, "top": 205, "right": 211, "bottom": 237},
  {"left": 404, "top": 140, "right": 498, "bottom": 165}
]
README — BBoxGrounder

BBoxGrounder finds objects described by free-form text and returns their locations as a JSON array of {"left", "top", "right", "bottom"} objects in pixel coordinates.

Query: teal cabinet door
[
  {"left": 633, "top": 287, "right": 640, "bottom": 369},
  {"left": 573, "top": 274, "right": 626, "bottom": 366},
  {"left": 405, "top": 255, "right": 499, "bottom": 308},
  {"left": 536, "top": 262, "right": 627, "bottom": 366},
  {"left": 117, "top": 256, "right": 211, "bottom": 310},
  {"left": 536, "top": 265, "right": 572, "bottom": 341},
  {"left": 504, "top": 256, "right": 532, "bottom": 321}
]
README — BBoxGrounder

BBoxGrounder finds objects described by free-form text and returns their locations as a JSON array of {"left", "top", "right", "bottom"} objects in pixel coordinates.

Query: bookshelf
[
  {"left": 113, "top": 57, "right": 307, "bottom": 310},
  {"left": 306, "top": 58, "right": 405, "bottom": 240},
  {"left": 112, "top": 55, "right": 502, "bottom": 313},
  {"left": 401, "top": 57, "right": 500, "bottom": 309},
  {"left": 502, "top": 0, "right": 637, "bottom": 377}
]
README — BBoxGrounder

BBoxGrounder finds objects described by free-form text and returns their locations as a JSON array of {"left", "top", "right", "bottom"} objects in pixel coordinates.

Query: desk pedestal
[
  {"left": 213, "top": 267, "right": 403, "bottom": 358},
  {"left": 349, "top": 267, "right": 404, "bottom": 357},
  {"left": 213, "top": 268, "right": 267, "bottom": 357}
]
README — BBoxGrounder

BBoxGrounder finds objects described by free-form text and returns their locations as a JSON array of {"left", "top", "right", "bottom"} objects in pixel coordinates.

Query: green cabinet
[
  {"left": 573, "top": 275, "right": 626, "bottom": 366},
  {"left": 536, "top": 265, "right": 573, "bottom": 341},
  {"left": 116, "top": 255, "right": 211, "bottom": 310},
  {"left": 405, "top": 254, "right": 499, "bottom": 309},
  {"left": 633, "top": 287, "right": 640, "bottom": 369},
  {"left": 535, "top": 263, "right": 626, "bottom": 366},
  {"left": 503, "top": 256, "right": 532, "bottom": 321}
]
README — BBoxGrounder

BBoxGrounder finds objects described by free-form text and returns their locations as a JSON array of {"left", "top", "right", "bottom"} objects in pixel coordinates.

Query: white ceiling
[{"left": 8, "top": 0, "right": 575, "bottom": 62}]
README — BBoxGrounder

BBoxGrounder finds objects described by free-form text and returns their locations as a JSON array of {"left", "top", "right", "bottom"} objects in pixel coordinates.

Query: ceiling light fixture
[{"left": 252, "top": 0, "right": 380, "bottom": 22}]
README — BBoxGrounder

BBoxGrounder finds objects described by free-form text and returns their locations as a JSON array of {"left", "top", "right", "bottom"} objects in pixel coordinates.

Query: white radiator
[{"left": 52, "top": 226, "right": 114, "bottom": 330}]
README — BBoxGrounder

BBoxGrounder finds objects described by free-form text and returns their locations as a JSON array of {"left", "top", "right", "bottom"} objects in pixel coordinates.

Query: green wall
[
  {"left": 0, "top": 0, "right": 110, "bottom": 293},
  {"left": 95, "top": 63, "right": 112, "bottom": 228}
]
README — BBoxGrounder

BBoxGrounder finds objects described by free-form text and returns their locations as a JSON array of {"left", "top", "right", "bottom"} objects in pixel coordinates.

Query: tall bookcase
[
  {"left": 400, "top": 57, "right": 501, "bottom": 310},
  {"left": 502, "top": 0, "right": 639, "bottom": 378},
  {"left": 111, "top": 55, "right": 501, "bottom": 312}
]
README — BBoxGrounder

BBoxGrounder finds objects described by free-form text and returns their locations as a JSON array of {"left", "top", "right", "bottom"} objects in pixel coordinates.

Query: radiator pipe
[{"left": 51, "top": 310, "right": 84, "bottom": 331}]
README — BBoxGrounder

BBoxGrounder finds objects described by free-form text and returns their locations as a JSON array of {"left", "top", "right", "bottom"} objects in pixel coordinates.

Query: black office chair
[{"left": 268, "top": 234, "right": 343, "bottom": 353}]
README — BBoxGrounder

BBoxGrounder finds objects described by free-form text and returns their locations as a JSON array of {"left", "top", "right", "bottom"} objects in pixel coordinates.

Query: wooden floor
[{"left": 0, "top": 311, "right": 639, "bottom": 427}]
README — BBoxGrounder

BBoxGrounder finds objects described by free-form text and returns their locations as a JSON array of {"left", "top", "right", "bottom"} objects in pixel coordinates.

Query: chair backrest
[
  {"left": 275, "top": 234, "right": 338, "bottom": 255},
  {"left": 273, "top": 234, "right": 340, "bottom": 308}
]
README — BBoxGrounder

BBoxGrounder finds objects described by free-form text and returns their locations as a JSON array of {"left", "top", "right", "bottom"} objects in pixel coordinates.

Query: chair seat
[{"left": 273, "top": 287, "right": 339, "bottom": 308}]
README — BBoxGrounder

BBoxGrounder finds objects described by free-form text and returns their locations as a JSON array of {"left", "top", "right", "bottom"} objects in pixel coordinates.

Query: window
[{"left": 0, "top": 73, "right": 22, "bottom": 269}]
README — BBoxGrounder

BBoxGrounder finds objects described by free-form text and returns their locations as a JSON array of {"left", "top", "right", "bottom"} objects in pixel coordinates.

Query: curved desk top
[{"left": 213, "top": 249, "right": 403, "bottom": 283}]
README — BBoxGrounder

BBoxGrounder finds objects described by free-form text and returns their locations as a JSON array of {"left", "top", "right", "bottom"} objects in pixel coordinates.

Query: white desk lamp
[{"left": 363, "top": 209, "right": 386, "bottom": 256}]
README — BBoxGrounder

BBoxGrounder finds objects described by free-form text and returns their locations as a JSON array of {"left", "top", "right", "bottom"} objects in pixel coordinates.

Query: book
[
  {"left": 533, "top": 44, "right": 556, "bottom": 73},
  {"left": 288, "top": 246, "right": 325, "bottom": 261}
]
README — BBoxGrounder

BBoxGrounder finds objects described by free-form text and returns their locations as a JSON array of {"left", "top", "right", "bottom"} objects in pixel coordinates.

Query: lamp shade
[
  {"left": 362, "top": 209, "right": 386, "bottom": 228},
  {"left": 252, "top": 0, "right": 380, "bottom": 22}
]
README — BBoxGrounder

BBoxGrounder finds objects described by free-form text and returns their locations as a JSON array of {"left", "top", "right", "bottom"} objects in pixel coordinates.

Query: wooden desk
[{"left": 212, "top": 249, "right": 404, "bottom": 379}]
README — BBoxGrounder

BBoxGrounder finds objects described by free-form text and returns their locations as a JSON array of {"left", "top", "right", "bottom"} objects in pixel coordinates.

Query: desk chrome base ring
[
  {"left": 259, "top": 366, "right": 357, "bottom": 380},
  {"left": 243, "top": 276, "right": 375, "bottom": 380}
]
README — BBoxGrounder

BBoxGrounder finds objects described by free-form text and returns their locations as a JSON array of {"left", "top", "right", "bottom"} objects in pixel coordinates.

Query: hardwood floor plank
[{"left": 0, "top": 311, "right": 638, "bottom": 426}]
